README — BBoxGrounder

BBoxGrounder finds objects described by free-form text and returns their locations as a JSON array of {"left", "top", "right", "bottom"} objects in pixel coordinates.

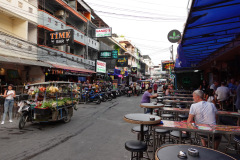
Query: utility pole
[{"left": 170, "top": 45, "right": 173, "bottom": 61}]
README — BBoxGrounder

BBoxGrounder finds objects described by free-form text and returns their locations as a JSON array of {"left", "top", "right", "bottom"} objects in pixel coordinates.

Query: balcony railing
[
  {"left": 38, "top": 10, "right": 99, "bottom": 50},
  {"left": 0, "top": 32, "right": 38, "bottom": 60}
]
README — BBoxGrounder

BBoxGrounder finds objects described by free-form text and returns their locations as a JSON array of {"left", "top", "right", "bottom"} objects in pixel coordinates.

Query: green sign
[
  {"left": 99, "top": 50, "right": 118, "bottom": 59},
  {"left": 167, "top": 30, "right": 181, "bottom": 43},
  {"left": 112, "top": 50, "right": 118, "bottom": 59}
]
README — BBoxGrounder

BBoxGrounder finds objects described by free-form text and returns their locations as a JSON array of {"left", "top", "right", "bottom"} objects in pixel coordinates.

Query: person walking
[
  {"left": 1, "top": 84, "right": 16, "bottom": 124},
  {"left": 153, "top": 82, "right": 158, "bottom": 93}
]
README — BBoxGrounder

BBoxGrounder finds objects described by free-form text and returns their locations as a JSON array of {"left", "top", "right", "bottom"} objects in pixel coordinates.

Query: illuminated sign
[
  {"left": 116, "top": 56, "right": 128, "bottom": 67},
  {"left": 167, "top": 30, "right": 181, "bottom": 43},
  {"left": 48, "top": 29, "right": 74, "bottom": 45},
  {"left": 99, "top": 50, "right": 118, "bottom": 59},
  {"left": 162, "top": 60, "right": 175, "bottom": 71},
  {"left": 131, "top": 67, "right": 137, "bottom": 74}
]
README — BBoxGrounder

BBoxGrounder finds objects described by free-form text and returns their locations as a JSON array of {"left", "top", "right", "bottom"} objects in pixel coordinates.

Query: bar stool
[
  {"left": 170, "top": 131, "right": 191, "bottom": 144},
  {"left": 178, "top": 114, "right": 189, "bottom": 121},
  {"left": 132, "top": 126, "right": 149, "bottom": 140},
  {"left": 125, "top": 140, "right": 150, "bottom": 160},
  {"left": 225, "top": 135, "right": 240, "bottom": 154},
  {"left": 161, "top": 113, "right": 174, "bottom": 120},
  {"left": 155, "top": 129, "right": 170, "bottom": 146}
]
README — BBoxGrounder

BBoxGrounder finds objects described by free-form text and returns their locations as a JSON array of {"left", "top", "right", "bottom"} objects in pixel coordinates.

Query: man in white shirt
[
  {"left": 187, "top": 90, "right": 220, "bottom": 149},
  {"left": 210, "top": 81, "right": 219, "bottom": 91},
  {"left": 215, "top": 82, "right": 230, "bottom": 110}
]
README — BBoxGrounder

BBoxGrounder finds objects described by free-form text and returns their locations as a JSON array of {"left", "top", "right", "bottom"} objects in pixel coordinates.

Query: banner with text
[
  {"left": 116, "top": 56, "right": 128, "bottom": 67},
  {"left": 95, "top": 60, "right": 106, "bottom": 73},
  {"left": 48, "top": 29, "right": 74, "bottom": 45},
  {"left": 96, "top": 28, "right": 112, "bottom": 38}
]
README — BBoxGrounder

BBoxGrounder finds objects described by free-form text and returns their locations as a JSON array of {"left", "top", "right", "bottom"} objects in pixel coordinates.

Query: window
[
  {"left": 77, "top": 33, "right": 79, "bottom": 37},
  {"left": 18, "top": 1, "right": 23, "bottom": 8},
  {"left": 55, "top": 21, "right": 58, "bottom": 26},
  {"left": 48, "top": 17, "right": 51, "bottom": 23},
  {"left": 28, "top": 46, "right": 32, "bottom": 51},
  {"left": 29, "top": 7, "right": 33, "bottom": 13},
  {"left": 81, "top": 35, "right": 83, "bottom": 39},
  {"left": 61, "top": 24, "right": 64, "bottom": 29}
]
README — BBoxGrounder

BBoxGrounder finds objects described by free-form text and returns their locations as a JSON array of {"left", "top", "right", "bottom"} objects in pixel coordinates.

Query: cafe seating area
[{"left": 124, "top": 90, "right": 240, "bottom": 160}]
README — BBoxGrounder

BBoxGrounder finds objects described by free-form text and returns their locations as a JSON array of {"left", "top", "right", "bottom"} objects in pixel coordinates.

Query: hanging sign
[
  {"left": 167, "top": 29, "right": 181, "bottom": 43},
  {"left": 96, "top": 28, "right": 112, "bottom": 37},
  {"left": 95, "top": 60, "right": 106, "bottom": 73},
  {"left": 116, "top": 56, "right": 128, "bottom": 67},
  {"left": 162, "top": 60, "right": 175, "bottom": 71},
  {"left": 99, "top": 50, "right": 118, "bottom": 59},
  {"left": 131, "top": 67, "right": 137, "bottom": 74},
  {"left": 48, "top": 29, "right": 74, "bottom": 45}
]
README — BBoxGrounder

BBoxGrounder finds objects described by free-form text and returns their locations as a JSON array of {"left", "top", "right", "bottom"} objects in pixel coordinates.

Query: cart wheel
[
  {"left": 62, "top": 109, "right": 71, "bottom": 123},
  {"left": 19, "top": 113, "right": 27, "bottom": 129}
]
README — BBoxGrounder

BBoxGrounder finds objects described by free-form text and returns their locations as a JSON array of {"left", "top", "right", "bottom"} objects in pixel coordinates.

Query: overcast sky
[{"left": 84, "top": 0, "right": 190, "bottom": 65}]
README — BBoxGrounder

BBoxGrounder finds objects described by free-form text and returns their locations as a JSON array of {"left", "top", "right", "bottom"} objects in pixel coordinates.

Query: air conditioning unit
[{"left": 55, "top": 10, "right": 65, "bottom": 17}]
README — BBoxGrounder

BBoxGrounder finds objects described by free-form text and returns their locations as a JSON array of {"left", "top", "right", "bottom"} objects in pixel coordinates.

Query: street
[{"left": 0, "top": 96, "right": 143, "bottom": 160}]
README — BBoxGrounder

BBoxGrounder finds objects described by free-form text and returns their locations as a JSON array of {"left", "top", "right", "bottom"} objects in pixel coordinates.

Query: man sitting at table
[
  {"left": 187, "top": 90, "right": 221, "bottom": 149},
  {"left": 141, "top": 87, "right": 158, "bottom": 113}
]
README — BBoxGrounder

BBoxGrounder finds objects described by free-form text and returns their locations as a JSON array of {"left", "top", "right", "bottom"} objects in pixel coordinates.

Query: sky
[{"left": 84, "top": 0, "right": 190, "bottom": 65}]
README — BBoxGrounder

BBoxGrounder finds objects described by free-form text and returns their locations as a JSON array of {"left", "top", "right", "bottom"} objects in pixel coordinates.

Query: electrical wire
[{"left": 88, "top": 2, "right": 186, "bottom": 18}]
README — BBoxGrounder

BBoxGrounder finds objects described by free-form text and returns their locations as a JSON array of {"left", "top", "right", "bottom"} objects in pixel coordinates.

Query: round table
[
  {"left": 140, "top": 103, "right": 164, "bottom": 114},
  {"left": 124, "top": 113, "right": 161, "bottom": 159},
  {"left": 155, "top": 144, "right": 236, "bottom": 160}
]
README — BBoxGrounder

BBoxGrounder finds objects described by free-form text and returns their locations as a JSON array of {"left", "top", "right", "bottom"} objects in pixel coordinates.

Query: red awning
[{"left": 51, "top": 64, "right": 96, "bottom": 74}]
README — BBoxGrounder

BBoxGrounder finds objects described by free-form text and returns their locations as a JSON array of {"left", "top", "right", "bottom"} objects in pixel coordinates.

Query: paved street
[{"left": 0, "top": 96, "right": 143, "bottom": 160}]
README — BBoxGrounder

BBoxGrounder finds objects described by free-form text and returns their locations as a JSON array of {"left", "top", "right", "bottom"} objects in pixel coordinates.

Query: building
[
  {"left": 142, "top": 55, "right": 154, "bottom": 79},
  {"left": 0, "top": 0, "right": 51, "bottom": 90}
]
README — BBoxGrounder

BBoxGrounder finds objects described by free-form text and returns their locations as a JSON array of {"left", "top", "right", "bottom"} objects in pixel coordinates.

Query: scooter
[
  {"left": 81, "top": 90, "right": 101, "bottom": 104},
  {"left": 18, "top": 100, "right": 34, "bottom": 129}
]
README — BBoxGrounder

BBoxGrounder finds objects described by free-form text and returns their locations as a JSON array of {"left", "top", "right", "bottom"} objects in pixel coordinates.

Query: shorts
[{"left": 198, "top": 133, "right": 222, "bottom": 141}]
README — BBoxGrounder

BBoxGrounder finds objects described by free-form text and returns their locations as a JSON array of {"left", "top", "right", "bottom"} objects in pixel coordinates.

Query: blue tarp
[{"left": 176, "top": 0, "right": 240, "bottom": 68}]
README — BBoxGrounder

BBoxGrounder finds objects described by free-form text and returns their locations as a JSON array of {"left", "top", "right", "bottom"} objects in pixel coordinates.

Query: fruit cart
[{"left": 18, "top": 81, "right": 78, "bottom": 129}]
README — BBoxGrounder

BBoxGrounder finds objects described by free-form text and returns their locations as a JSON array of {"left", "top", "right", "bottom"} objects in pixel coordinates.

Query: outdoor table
[
  {"left": 163, "top": 96, "right": 193, "bottom": 100},
  {"left": 173, "top": 93, "right": 192, "bottom": 97},
  {"left": 124, "top": 113, "right": 161, "bottom": 141},
  {"left": 173, "top": 90, "right": 192, "bottom": 93},
  {"left": 163, "top": 100, "right": 194, "bottom": 108},
  {"left": 153, "top": 120, "right": 240, "bottom": 154},
  {"left": 140, "top": 102, "right": 164, "bottom": 114},
  {"left": 155, "top": 144, "right": 236, "bottom": 160}
]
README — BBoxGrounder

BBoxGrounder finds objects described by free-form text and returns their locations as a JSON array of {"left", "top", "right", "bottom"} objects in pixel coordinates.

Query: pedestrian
[
  {"left": 141, "top": 87, "right": 158, "bottom": 114},
  {"left": 77, "top": 80, "right": 82, "bottom": 93},
  {"left": 210, "top": 81, "right": 219, "bottom": 91},
  {"left": 153, "top": 82, "right": 158, "bottom": 93},
  {"left": 1, "top": 84, "right": 16, "bottom": 124},
  {"left": 187, "top": 90, "right": 220, "bottom": 149},
  {"left": 215, "top": 82, "right": 230, "bottom": 110}
]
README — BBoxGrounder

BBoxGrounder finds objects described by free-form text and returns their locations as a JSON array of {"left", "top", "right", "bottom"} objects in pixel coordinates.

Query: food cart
[{"left": 18, "top": 81, "right": 77, "bottom": 129}]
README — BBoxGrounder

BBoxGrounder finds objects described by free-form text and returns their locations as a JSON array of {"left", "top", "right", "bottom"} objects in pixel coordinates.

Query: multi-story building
[
  {"left": 0, "top": 0, "right": 51, "bottom": 88},
  {"left": 142, "top": 55, "right": 154, "bottom": 79}
]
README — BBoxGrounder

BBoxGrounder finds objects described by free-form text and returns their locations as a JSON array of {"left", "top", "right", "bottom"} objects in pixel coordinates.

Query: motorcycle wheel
[
  {"left": 19, "top": 113, "right": 27, "bottom": 129},
  {"left": 102, "top": 96, "right": 107, "bottom": 102},
  {"left": 96, "top": 99, "right": 101, "bottom": 104},
  {"left": 108, "top": 96, "right": 112, "bottom": 101}
]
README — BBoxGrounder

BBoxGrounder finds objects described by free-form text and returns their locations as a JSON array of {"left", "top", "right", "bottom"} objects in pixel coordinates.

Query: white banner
[
  {"left": 96, "top": 60, "right": 106, "bottom": 73},
  {"left": 96, "top": 28, "right": 112, "bottom": 38}
]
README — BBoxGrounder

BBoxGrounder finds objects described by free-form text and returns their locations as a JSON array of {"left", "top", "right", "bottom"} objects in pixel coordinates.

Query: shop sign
[
  {"left": 48, "top": 29, "right": 74, "bottom": 45},
  {"left": 167, "top": 30, "right": 181, "bottom": 43},
  {"left": 111, "top": 50, "right": 118, "bottom": 59},
  {"left": 116, "top": 56, "right": 128, "bottom": 67},
  {"left": 131, "top": 67, "right": 137, "bottom": 74},
  {"left": 95, "top": 60, "right": 106, "bottom": 73},
  {"left": 96, "top": 28, "right": 112, "bottom": 38},
  {"left": 162, "top": 60, "right": 175, "bottom": 71},
  {"left": 99, "top": 50, "right": 118, "bottom": 59}
]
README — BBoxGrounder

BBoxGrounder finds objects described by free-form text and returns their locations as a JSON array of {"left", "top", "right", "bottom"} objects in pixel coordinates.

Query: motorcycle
[
  {"left": 81, "top": 89, "right": 101, "bottom": 104},
  {"left": 18, "top": 100, "right": 34, "bottom": 129},
  {"left": 125, "top": 87, "right": 132, "bottom": 97}
]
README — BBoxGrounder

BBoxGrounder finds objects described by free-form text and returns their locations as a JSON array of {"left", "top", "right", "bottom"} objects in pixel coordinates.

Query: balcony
[
  {"left": 38, "top": 10, "right": 99, "bottom": 50},
  {"left": 0, "top": 0, "right": 38, "bottom": 23}
]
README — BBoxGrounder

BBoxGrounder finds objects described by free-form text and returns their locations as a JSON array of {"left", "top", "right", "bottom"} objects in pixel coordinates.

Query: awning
[
  {"left": 0, "top": 55, "right": 52, "bottom": 67},
  {"left": 176, "top": 0, "right": 240, "bottom": 69},
  {"left": 51, "top": 64, "right": 96, "bottom": 74}
]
